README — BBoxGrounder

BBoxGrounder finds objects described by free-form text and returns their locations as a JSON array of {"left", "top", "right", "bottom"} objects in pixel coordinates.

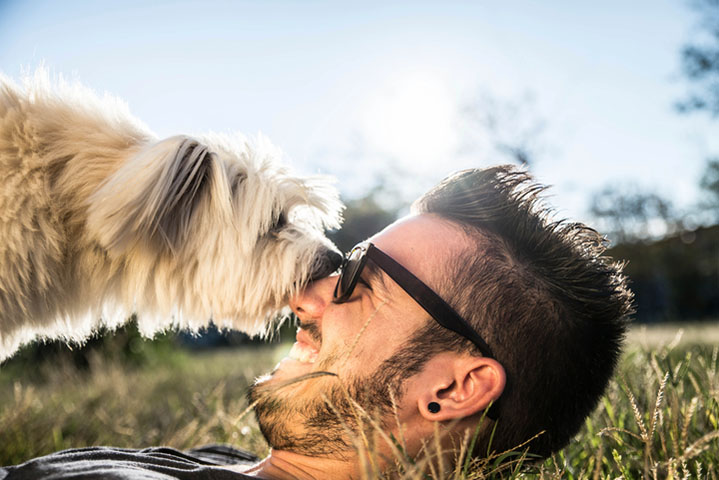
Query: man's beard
[
  {"left": 246, "top": 338, "right": 436, "bottom": 457},
  {"left": 247, "top": 360, "right": 395, "bottom": 457},
  {"left": 247, "top": 316, "right": 441, "bottom": 457}
]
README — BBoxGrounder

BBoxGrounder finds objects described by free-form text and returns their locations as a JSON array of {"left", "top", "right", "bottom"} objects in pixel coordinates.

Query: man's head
[
  {"left": 249, "top": 165, "right": 633, "bottom": 465},
  {"left": 248, "top": 214, "right": 490, "bottom": 458}
]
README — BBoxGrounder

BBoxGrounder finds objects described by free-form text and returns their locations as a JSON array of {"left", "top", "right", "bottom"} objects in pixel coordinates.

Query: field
[{"left": 1, "top": 323, "right": 718, "bottom": 479}]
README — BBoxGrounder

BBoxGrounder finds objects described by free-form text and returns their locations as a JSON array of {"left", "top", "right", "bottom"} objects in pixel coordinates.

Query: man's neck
[{"left": 239, "top": 450, "right": 360, "bottom": 480}]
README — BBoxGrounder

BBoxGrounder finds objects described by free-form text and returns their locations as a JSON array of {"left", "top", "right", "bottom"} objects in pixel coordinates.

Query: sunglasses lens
[{"left": 336, "top": 246, "right": 365, "bottom": 300}]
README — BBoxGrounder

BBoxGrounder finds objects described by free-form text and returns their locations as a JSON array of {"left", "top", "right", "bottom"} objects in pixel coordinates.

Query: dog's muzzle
[{"left": 309, "top": 247, "right": 344, "bottom": 281}]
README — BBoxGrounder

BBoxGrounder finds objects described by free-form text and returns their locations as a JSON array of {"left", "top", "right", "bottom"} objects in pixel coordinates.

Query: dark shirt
[{"left": 0, "top": 445, "right": 259, "bottom": 479}]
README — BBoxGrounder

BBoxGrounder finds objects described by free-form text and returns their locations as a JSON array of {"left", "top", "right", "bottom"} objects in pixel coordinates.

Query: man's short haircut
[{"left": 409, "top": 166, "right": 634, "bottom": 458}]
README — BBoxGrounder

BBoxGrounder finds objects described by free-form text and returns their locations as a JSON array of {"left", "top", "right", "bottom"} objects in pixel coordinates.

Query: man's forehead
[{"left": 368, "top": 214, "right": 469, "bottom": 291}]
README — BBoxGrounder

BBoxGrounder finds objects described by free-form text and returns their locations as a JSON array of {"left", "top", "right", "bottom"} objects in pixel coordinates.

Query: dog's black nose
[
  {"left": 309, "top": 247, "right": 344, "bottom": 281},
  {"left": 328, "top": 249, "right": 343, "bottom": 271}
]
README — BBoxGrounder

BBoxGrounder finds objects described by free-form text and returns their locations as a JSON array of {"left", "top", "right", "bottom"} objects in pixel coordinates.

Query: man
[{"left": 2, "top": 166, "right": 632, "bottom": 478}]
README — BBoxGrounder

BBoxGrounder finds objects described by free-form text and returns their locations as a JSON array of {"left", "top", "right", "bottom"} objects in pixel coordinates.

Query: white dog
[{"left": 0, "top": 71, "right": 343, "bottom": 361}]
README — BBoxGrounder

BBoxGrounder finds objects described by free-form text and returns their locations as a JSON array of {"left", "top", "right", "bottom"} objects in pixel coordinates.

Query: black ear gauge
[{"left": 428, "top": 402, "right": 441, "bottom": 414}]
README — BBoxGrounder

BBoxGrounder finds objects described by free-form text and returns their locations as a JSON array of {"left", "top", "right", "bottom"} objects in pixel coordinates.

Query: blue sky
[{"left": 1, "top": 0, "right": 715, "bottom": 226}]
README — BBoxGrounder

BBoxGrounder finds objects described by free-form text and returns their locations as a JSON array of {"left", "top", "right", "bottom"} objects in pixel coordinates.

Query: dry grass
[
  {"left": 627, "top": 322, "right": 719, "bottom": 348},
  {"left": 0, "top": 346, "right": 277, "bottom": 465},
  {"left": 1, "top": 323, "right": 719, "bottom": 478}
]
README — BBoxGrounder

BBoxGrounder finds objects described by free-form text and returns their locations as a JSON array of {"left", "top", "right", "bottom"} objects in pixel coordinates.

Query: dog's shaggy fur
[{"left": 0, "top": 72, "right": 343, "bottom": 361}]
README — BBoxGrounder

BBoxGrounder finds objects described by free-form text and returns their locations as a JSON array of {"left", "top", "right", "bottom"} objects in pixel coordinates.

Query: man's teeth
[{"left": 288, "top": 342, "right": 318, "bottom": 364}]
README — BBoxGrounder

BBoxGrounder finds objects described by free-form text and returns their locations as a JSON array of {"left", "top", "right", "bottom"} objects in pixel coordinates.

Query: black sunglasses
[{"left": 333, "top": 242, "right": 495, "bottom": 360}]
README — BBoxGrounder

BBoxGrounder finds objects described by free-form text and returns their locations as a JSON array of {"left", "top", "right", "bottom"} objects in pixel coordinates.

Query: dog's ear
[{"left": 87, "top": 135, "right": 221, "bottom": 257}]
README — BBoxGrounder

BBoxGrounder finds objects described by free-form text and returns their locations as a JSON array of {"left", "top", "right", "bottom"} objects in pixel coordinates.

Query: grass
[
  {"left": 540, "top": 326, "right": 719, "bottom": 479},
  {"left": 1, "top": 323, "right": 719, "bottom": 478},
  {"left": 0, "top": 341, "right": 277, "bottom": 465}
]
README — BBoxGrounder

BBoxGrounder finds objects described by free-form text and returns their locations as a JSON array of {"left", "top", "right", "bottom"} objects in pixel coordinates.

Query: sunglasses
[{"left": 333, "top": 242, "right": 495, "bottom": 360}]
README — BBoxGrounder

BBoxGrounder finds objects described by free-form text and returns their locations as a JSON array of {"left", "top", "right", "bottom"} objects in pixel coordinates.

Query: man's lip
[{"left": 295, "top": 328, "right": 319, "bottom": 352}]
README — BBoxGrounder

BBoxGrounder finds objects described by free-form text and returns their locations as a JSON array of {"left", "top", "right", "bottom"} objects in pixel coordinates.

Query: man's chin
[
  {"left": 248, "top": 379, "right": 353, "bottom": 457},
  {"left": 246, "top": 354, "right": 397, "bottom": 458}
]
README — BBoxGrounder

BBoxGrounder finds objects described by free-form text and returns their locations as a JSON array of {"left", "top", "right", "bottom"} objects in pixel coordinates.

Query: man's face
[{"left": 248, "top": 214, "right": 468, "bottom": 456}]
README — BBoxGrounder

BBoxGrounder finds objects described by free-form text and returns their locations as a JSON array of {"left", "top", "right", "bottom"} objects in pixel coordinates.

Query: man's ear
[{"left": 416, "top": 354, "right": 505, "bottom": 422}]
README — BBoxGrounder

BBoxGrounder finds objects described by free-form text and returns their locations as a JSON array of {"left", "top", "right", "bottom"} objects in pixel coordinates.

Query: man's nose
[{"left": 290, "top": 275, "right": 337, "bottom": 322}]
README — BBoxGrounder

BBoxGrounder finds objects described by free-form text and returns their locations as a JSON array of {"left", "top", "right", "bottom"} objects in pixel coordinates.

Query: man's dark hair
[{"left": 408, "top": 165, "right": 634, "bottom": 458}]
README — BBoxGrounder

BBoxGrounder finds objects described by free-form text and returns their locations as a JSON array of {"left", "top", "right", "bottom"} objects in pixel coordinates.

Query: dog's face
[{"left": 86, "top": 134, "right": 344, "bottom": 335}]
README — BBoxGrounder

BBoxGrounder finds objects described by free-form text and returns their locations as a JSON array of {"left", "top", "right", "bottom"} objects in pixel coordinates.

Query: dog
[{"left": 0, "top": 71, "right": 344, "bottom": 362}]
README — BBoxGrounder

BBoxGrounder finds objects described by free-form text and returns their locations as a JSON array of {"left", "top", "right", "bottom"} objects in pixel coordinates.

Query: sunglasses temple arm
[{"left": 369, "top": 247, "right": 495, "bottom": 359}]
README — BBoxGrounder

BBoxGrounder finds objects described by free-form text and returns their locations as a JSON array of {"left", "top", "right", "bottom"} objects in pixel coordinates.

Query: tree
[
  {"left": 677, "top": 0, "right": 719, "bottom": 116},
  {"left": 460, "top": 92, "right": 546, "bottom": 168},
  {"left": 677, "top": 0, "right": 719, "bottom": 225},
  {"left": 589, "top": 185, "right": 677, "bottom": 245},
  {"left": 699, "top": 157, "right": 719, "bottom": 219}
]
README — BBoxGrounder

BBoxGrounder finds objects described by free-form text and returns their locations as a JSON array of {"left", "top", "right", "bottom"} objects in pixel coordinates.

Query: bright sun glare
[{"left": 360, "top": 71, "right": 458, "bottom": 174}]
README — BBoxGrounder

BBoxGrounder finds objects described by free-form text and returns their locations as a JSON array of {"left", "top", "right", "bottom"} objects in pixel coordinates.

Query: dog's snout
[
  {"left": 328, "top": 249, "right": 343, "bottom": 271},
  {"left": 310, "top": 247, "right": 344, "bottom": 281}
]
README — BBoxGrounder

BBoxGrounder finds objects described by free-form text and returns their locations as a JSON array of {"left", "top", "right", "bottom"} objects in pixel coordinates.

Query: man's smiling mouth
[
  {"left": 286, "top": 328, "right": 319, "bottom": 364},
  {"left": 287, "top": 341, "right": 319, "bottom": 364}
]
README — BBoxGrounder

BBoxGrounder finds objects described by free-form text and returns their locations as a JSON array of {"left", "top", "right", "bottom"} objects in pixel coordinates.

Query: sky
[{"left": 1, "top": 0, "right": 716, "bottom": 226}]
